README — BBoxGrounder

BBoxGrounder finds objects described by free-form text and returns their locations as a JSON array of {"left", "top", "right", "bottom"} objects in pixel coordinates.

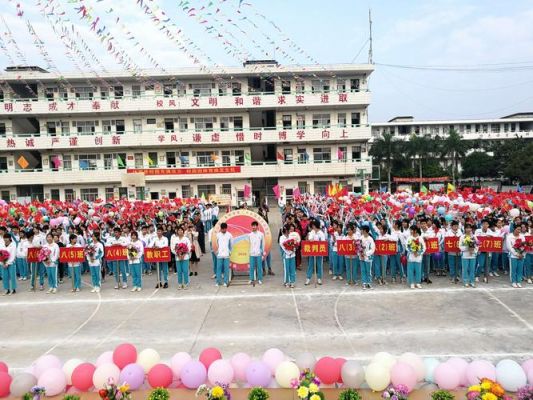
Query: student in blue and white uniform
[
  {"left": 406, "top": 226, "right": 426, "bottom": 290},
  {"left": 305, "top": 220, "right": 326, "bottom": 286},
  {"left": 214, "top": 222, "right": 233, "bottom": 287},
  {"left": 106, "top": 227, "right": 129, "bottom": 289},
  {"left": 279, "top": 225, "right": 296, "bottom": 288},
  {"left": 459, "top": 223, "right": 478, "bottom": 288},
  {"left": 475, "top": 219, "right": 495, "bottom": 283},
  {"left": 128, "top": 231, "right": 145, "bottom": 292},
  {"left": 446, "top": 221, "right": 463, "bottom": 283},
  {"left": 67, "top": 234, "right": 82, "bottom": 292},
  {"left": 153, "top": 226, "right": 170, "bottom": 289},
  {"left": 389, "top": 220, "right": 405, "bottom": 283},
  {"left": 359, "top": 225, "right": 375, "bottom": 290},
  {"left": 331, "top": 224, "right": 345, "bottom": 281},
  {"left": 87, "top": 232, "right": 104, "bottom": 293},
  {"left": 170, "top": 225, "right": 191, "bottom": 290},
  {"left": 43, "top": 233, "right": 60, "bottom": 294},
  {"left": 15, "top": 231, "right": 29, "bottom": 281},
  {"left": 343, "top": 223, "right": 360, "bottom": 285},
  {"left": 248, "top": 221, "right": 265, "bottom": 285},
  {"left": 506, "top": 224, "right": 526, "bottom": 288},
  {"left": 1, "top": 234, "right": 17, "bottom": 295}
]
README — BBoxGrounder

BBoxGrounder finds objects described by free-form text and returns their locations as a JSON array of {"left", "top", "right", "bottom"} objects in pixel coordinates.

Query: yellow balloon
[
  {"left": 365, "top": 362, "right": 390, "bottom": 391},
  {"left": 137, "top": 348, "right": 160, "bottom": 373},
  {"left": 275, "top": 361, "right": 300, "bottom": 388}
]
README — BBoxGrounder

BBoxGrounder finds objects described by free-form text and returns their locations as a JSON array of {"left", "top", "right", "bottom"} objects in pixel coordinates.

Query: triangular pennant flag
[
  {"left": 147, "top": 155, "right": 155, "bottom": 166},
  {"left": 244, "top": 153, "right": 251, "bottom": 165},
  {"left": 272, "top": 184, "right": 280, "bottom": 199},
  {"left": 421, "top": 185, "right": 428, "bottom": 194},
  {"left": 447, "top": 183, "right": 455, "bottom": 194},
  {"left": 276, "top": 151, "right": 284, "bottom": 161},
  {"left": 116, "top": 154, "right": 125, "bottom": 167},
  {"left": 210, "top": 153, "right": 219, "bottom": 161}
]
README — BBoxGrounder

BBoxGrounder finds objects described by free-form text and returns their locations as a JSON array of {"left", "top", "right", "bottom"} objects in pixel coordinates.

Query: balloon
[
  {"left": 207, "top": 360, "right": 234, "bottom": 386},
  {"left": 230, "top": 353, "right": 251, "bottom": 383},
  {"left": 365, "top": 362, "right": 390, "bottom": 391},
  {"left": 119, "top": 364, "right": 145, "bottom": 390},
  {"left": 96, "top": 351, "right": 114, "bottom": 367},
  {"left": 274, "top": 361, "right": 299, "bottom": 388},
  {"left": 372, "top": 352, "right": 396, "bottom": 371},
  {"left": 437, "top": 206, "right": 446, "bottom": 215},
  {"left": 340, "top": 361, "right": 364, "bottom": 388},
  {"left": 398, "top": 353, "right": 425, "bottom": 382},
  {"left": 496, "top": 359, "right": 527, "bottom": 392},
  {"left": 445, "top": 214, "right": 453, "bottom": 222},
  {"left": 245, "top": 361, "right": 271, "bottom": 388},
  {"left": 62, "top": 359, "right": 83, "bottom": 385},
  {"left": 93, "top": 363, "right": 120, "bottom": 389},
  {"left": 113, "top": 343, "right": 137, "bottom": 369},
  {"left": 170, "top": 353, "right": 192, "bottom": 379},
  {"left": 390, "top": 362, "right": 417, "bottom": 392},
  {"left": 73, "top": 217, "right": 81, "bottom": 225},
  {"left": 147, "top": 364, "right": 173, "bottom": 388},
  {"left": 423, "top": 358, "right": 440, "bottom": 384},
  {"left": 71, "top": 363, "right": 95, "bottom": 391},
  {"left": 335, "top": 358, "right": 346, "bottom": 383},
  {"left": 427, "top": 205, "right": 434, "bottom": 212},
  {"left": 9, "top": 372, "right": 37, "bottom": 397},
  {"left": 0, "top": 363, "right": 6, "bottom": 374},
  {"left": 314, "top": 357, "right": 339, "bottom": 385},
  {"left": 262, "top": 348, "right": 285, "bottom": 375},
  {"left": 466, "top": 360, "right": 496, "bottom": 385},
  {"left": 446, "top": 357, "right": 468, "bottom": 387},
  {"left": 199, "top": 348, "right": 222, "bottom": 370},
  {"left": 522, "top": 359, "right": 533, "bottom": 374},
  {"left": 34, "top": 355, "right": 62, "bottom": 378},
  {"left": 38, "top": 368, "right": 66, "bottom": 396},
  {"left": 509, "top": 208, "right": 520, "bottom": 218},
  {"left": 295, "top": 353, "right": 316, "bottom": 371},
  {"left": 0, "top": 372, "right": 12, "bottom": 398},
  {"left": 180, "top": 361, "right": 207, "bottom": 389},
  {"left": 137, "top": 349, "right": 160, "bottom": 373},
  {"left": 528, "top": 368, "right": 533, "bottom": 385},
  {"left": 88, "top": 209, "right": 95, "bottom": 216},
  {"left": 434, "top": 363, "right": 460, "bottom": 390}
]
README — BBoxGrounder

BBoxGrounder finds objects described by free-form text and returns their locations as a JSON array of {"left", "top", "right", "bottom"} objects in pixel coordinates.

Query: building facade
[{"left": 0, "top": 62, "right": 374, "bottom": 205}]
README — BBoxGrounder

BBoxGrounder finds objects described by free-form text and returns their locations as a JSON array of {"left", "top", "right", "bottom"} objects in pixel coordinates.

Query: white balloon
[
  {"left": 398, "top": 353, "right": 425, "bottom": 382},
  {"left": 295, "top": 352, "right": 316, "bottom": 371},
  {"left": 274, "top": 361, "right": 300, "bottom": 388},
  {"left": 365, "top": 362, "right": 390, "bottom": 391},
  {"left": 372, "top": 352, "right": 396, "bottom": 371},
  {"left": 137, "top": 348, "right": 160, "bottom": 373},
  {"left": 509, "top": 208, "right": 520, "bottom": 218},
  {"left": 62, "top": 359, "right": 83, "bottom": 385},
  {"left": 423, "top": 358, "right": 440, "bottom": 384},
  {"left": 496, "top": 359, "right": 527, "bottom": 392},
  {"left": 341, "top": 361, "right": 365, "bottom": 388},
  {"left": 93, "top": 363, "right": 120, "bottom": 389}
]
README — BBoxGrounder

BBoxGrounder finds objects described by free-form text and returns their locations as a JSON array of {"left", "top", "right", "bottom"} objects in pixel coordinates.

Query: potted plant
[
  {"left": 338, "top": 388, "right": 362, "bottom": 400},
  {"left": 248, "top": 387, "right": 270, "bottom": 400},
  {"left": 63, "top": 395, "right": 81, "bottom": 400},
  {"left": 431, "top": 390, "right": 455, "bottom": 400},
  {"left": 148, "top": 388, "right": 170, "bottom": 400}
]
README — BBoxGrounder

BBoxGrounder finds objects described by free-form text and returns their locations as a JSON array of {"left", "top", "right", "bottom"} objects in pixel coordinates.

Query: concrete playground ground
[{"left": 1, "top": 215, "right": 533, "bottom": 371}]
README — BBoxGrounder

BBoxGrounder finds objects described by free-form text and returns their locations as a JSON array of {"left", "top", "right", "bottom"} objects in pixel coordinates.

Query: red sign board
[
  {"left": 301, "top": 241, "right": 328, "bottom": 256},
  {"left": 59, "top": 247, "right": 85, "bottom": 263},
  {"left": 375, "top": 240, "right": 398, "bottom": 256},
  {"left": 105, "top": 245, "right": 128, "bottom": 261},
  {"left": 337, "top": 240, "right": 359, "bottom": 256},
  {"left": 424, "top": 237, "right": 440, "bottom": 254},
  {"left": 444, "top": 236, "right": 460, "bottom": 253},
  {"left": 478, "top": 236, "right": 503, "bottom": 253},
  {"left": 126, "top": 166, "right": 241, "bottom": 176},
  {"left": 144, "top": 247, "right": 171, "bottom": 263},
  {"left": 27, "top": 247, "right": 40, "bottom": 263}
]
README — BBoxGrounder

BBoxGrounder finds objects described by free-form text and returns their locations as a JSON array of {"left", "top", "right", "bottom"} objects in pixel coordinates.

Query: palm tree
[
  {"left": 405, "top": 134, "right": 433, "bottom": 190},
  {"left": 369, "top": 132, "right": 398, "bottom": 191},
  {"left": 440, "top": 129, "right": 470, "bottom": 186}
]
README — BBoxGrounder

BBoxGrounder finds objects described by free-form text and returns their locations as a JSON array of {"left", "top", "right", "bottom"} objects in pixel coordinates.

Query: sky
[{"left": 1, "top": 0, "right": 533, "bottom": 122}]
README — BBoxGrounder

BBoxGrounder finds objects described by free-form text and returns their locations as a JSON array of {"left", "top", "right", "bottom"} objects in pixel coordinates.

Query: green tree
[
  {"left": 369, "top": 132, "right": 399, "bottom": 191},
  {"left": 439, "top": 129, "right": 470, "bottom": 186},
  {"left": 503, "top": 141, "right": 533, "bottom": 183},
  {"left": 461, "top": 151, "right": 497, "bottom": 178},
  {"left": 404, "top": 134, "right": 434, "bottom": 190},
  {"left": 490, "top": 137, "right": 528, "bottom": 178}
]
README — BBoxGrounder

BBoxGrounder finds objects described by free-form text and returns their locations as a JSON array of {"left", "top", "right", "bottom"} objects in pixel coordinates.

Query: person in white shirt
[
  {"left": 459, "top": 223, "right": 478, "bottom": 288},
  {"left": 490, "top": 219, "right": 505, "bottom": 277},
  {"left": 306, "top": 220, "right": 326, "bottom": 286},
  {"left": 359, "top": 225, "right": 375, "bottom": 290},
  {"left": 214, "top": 223, "right": 233, "bottom": 287},
  {"left": 279, "top": 226, "right": 296, "bottom": 288},
  {"left": 128, "top": 231, "right": 145, "bottom": 292},
  {"left": 67, "top": 234, "right": 82, "bottom": 292},
  {"left": 171, "top": 225, "right": 191, "bottom": 289},
  {"left": 106, "top": 227, "right": 129, "bottom": 289},
  {"left": 506, "top": 225, "right": 526, "bottom": 288},
  {"left": 207, "top": 227, "right": 217, "bottom": 279},
  {"left": 1, "top": 234, "right": 17, "bottom": 295},
  {"left": 138, "top": 225, "right": 152, "bottom": 275},
  {"left": 406, "top": 226, "right": 426, "bottom": 289},
  {"left": 202, "top": 204, "right": 214, "bottom": 233},
  {"left": 475, "top": 219, "right": 495, "bottom": 283},
  {"left": 43, "top": 233, "right": 60, "bottom": 294},
  {"left": 389, "top": 221, "right": 405, "bottom": 283},
  {"left": 445, "top": 221, "right": 463, "bottom": 283},
  {"left": 420, "top": 218, "right": 435, "bottom": 284},
  {"left": 331, "top": 224, "right": 345, "bottom": 281},
  {"left": 87, "top": 232, "right": 104, "bottom": 293},
  {"left": 15, "top": 231, "right": 29, "bottom": 281},
  {"left": 343, "top": 223, "right": 361, "bottom": 285},
  {"left": 248, "top": 221, "right": 265, "bottom": 285},
  {"left": 29, "top": 229, "right": 46, "bottom": 291},
  {"left": 152, "top": 226, "right": 170, "bottom": 289}
]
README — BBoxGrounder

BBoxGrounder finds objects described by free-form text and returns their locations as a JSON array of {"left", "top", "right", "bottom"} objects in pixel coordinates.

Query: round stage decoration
[
  {"left": 37, "top": 368, "right": 66, "bottom": 396},
  {"left": 137, "top": 348, "right": 161, "bottom": 373},
  {"left": 340, "top": 361, "right": 364, "bottom": 388},
  {"left": 262, "top": 348, "right": 285, "bottom": 375},
  {"left": 207, "top": 359, "right": 234, "bottom": 386},
  {"left": 93, "top": 363, "right": 120, "bottom": 389},
  {"left": 274, "top": 361, "right": 299, "bottom": 388},
  {"left": 119, "top": 363, "right": 145, "bottom": 390},
  {"left": 180, "top": 361, "right": 207, "bottom": 389},
  {"left": 113, "top": 343, "right": 137, "bottom": 369},
  {"left": 9, "top": 372, "right": 37, "bottom": 397},
  {"left": 365, "top": 362, "right": 390, "bottom": 391},
  {"left": 230, "top": 353, "right": 251, "bottom": 383},
  {"left": 245, "top": 361, "right": 272, "bottom": 388},
  {"left": 71, "top": 363, "right": 96, "bottom": 391},
  {"left": 147, "top": 364, "right": 173, "bottom": 388},
  {"left": 171, "top": 352, "right": 192, "bottom": 379},
  {"left": 199, "top": 348, "right": 222, "bottom": 370}
]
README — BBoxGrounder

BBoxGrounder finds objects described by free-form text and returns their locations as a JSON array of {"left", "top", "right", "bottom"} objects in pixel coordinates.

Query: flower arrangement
[
  {"left": 517, "top": 385, "right": 533, "bottom": 400},
  {"left": 248, "top": 387, "right": 270, "bottom": 400},
  {"left": 431, "top": 390, "right": 455, "bottom": 400},
  {"left": 147, "top": 387, "right": 170, "bottom": 400},
  {"left": 466, "top": 378, "right": 510, "bottom": 400},
  {"left": 84, "top": 244, "right": 97, "bottom": 258},
  {"left": 283, "top": 238, "right": 297, "bottom": 252},
  {"left": 338, "top": 388, "right": 362, "bottom": 400},
  {"left": 408, "top": 237, "right": 421, "bottom": 254},
  {"left": 127, "top": 243, "right": 140, "bottom": 259},
  {"left": 30, "top": 386, "right": 46, "bottom": 400},
  {"left": 37, "top": 247, "right": 51, "bottom": 263},
  {"left": 525, "top": 240, "right": 533, "bottom": 253},
  {"left": 63, "top": 395, "right": 81, "bottom": 400},
  {"left": 196, "top": 383, "right": 231, "bottom": 400},
  {"left": 98, "top": 378, "right": 132, "bottom": 400},
  {"left": 462, "top": 236, "right": 478, "bottom": 250},
  {"left": 175, "top": 242, "right": 189, "bottom": 257},
  {"left": 291, "top": 369, "right": 324, "bottom": 400},
  {"left": 382, "top": 385, "right": 409, "bottom": 400},
  {"left": 513, "top": 238, "right": 526, "bottom": 256},
  {"left": 353, "top": 239, "right": 363, "bottom": 257},
  {"left": 0, "top": 249, "right": 10, "bottom": 265}
]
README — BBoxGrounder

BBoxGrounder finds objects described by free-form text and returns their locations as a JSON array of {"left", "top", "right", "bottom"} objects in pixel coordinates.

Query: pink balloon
[
  {"left": 171, "top": 353, "right": 192, "bottom": 379},
  {"left": 527, "top": 368, "right": 533, "bottom": 385},
  {"left": 72, "top": 363, "right": 96, "bottom": 392},
  {"left": 38, "top": 368, "right": 67, "bottom": 396},
  {"left": 199, "top": 348, "right": 222, "bottom": 370},
  {"left": 262, "top": 348, "right": 285, "bottom": 374},
  {"left": 147, "top": 364, "right": 173, "bottom": 388},
  {"left": 113, "top": 343, "right": 137, "bottom": 369},
  {"left": 522, "top": 359, "right": 533, "bottom": 374},
  {"left": 446, "top": 358, "right": 469, "bottom": 387},
  {"left": 0, "top": 362, "right": 7, "bottom": 374},
  {"left": 390, "top": 362, "right": 417, "bottom": 392},
  {"left": 0, "top": 372, "right": 11, "bottom": 398},
  {"left": 34, "top": 355, "right": 62, "bottom": 378},
  {"left": 208, "top": 360, "right": 234, "bottom": 386},
  {"left": 231, "top": 353, "right": 251, "bottom": 383},
  {"left": 466, "top": 360, "right": 496, "bottom": 385},
  {"left": 96, "top": 351, "right": 114, "bottom": 367},
  {"left": 181, "top": 361, "right": 207, "bottom": 389},
  {"left": 434, "top": 363, "right": 460, "bottom": 390}
]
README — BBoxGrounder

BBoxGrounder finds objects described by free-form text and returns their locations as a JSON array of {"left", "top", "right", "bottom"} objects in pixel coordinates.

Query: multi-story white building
[{"left": 0, "top": 61, "right": 374, "bottom": 205}]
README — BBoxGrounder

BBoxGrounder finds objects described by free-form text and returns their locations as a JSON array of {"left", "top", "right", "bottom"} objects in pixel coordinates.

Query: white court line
[
  {"left": 483, "top": 288, "right": 533, "bottom": 332},
  {"left": 333, "top": 287, "right": 357, "bottom": 357},
  {"left": 3, "top": 285, "right": 532, "bottom": 307},
  {"left": 291, "top": 287, "right": 308, "bottom": 352}
]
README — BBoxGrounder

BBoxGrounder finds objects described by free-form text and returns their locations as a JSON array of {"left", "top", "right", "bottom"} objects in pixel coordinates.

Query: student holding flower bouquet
[
  {"left": 360, "top": 225, "right": 375, "bottom": 290},
  {"left": 128, "top": 231, "right": 144, "bottom": 292},
  {"left": 526, "top": 225, "right": 533, "bottom": 284},
  {"left": 15, "top": 231, "right": 29, "bottom": 281},
  {"left": 86, "top": 232, "right": 104, "bottom": 293},
  {"left": 279, "top": 225, "right": 296, "bottom": 288},
  {"left": 343, "top": 223, "right": 361, "bottom": 285},
  {"left": 67, "top": 234, "right": 82, "bottom": 292},
  {"left": 459, "top": 223, "right": 478, "bottom": 288},
  {"left": 406, "top": 226, "right": 426, "bottom": 289},
  {"left": 170, "top": 226, "right": 191, "bottom": 289},
  {"left": 153, "top": 226, "right": 170, "bottom": 289},
  {"left": 446, "top": 221, "right": 463, "bottom": 283},
  {"left": 475, "top": 219, "right": 495, "bottom": 283},
  {"left": 1, "top": 234, "right": 17, "bottom": 295},
  {"left": 42, "top": 233, "right": 60, "bottom": 294},
  {"left": 506, "top": 225, "right": 526, "bottom": 288}
]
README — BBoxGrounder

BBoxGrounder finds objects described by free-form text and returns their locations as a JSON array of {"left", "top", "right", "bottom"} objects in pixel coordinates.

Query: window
[
  {"left": 338, "top": 113, "right": 346, "bottom": 128},
  {"left": 100, "top": 87, "right": 109, "bottom": 99},
  {"left": 1, "top": 190, "right": 10, "bottom": 202},
  {"left": 145, "top": 84, "right": 154, "bottom": 92},
  {"left": 135, "top": 187, "right": 145, "bottom": 200},
  {"left": 45, "top": 87, "right": 55, "bottom": 101},
  {"left": 163, "top": 84, "right": 173, "bottom": 97},
  {"left": 233, "top": 116, "right": 243, "bottom": 131},
  {"left": 178, "top": 117, "right": 188, "bottom": 132},
  {"left": 113, "top": 86, "right": 123, "bottom": 99},
  {"left": 197, "top": 184, "right": 216, "bottom": 198},
  {"left": 59, "top": 89, "right": 69, "bottom": 100},
  {"left": 65, "top": 189, "right": 75, "bottom": 202},
  {"left": 47, "top": 122, "right": 57, "bottom": 135},
  {"left": 222, "top": 150, "right": 231, "bottom": 166},
  {"left": 49, "top": 155, "right": 60, "bottom": 172},
  {"left": 311, "top": 79, "right": 330, "bottom": 93},
  {"left": 181, "top": 185, "right": 191, "bottom": 198},
  {"left": 194, "top": 117, "right": 214, "bottom": 132},
  {"left": 313, "top": 147, "right": 331, "bottom": 163},
  {"left": 75, "top": 121, "right": 96, "bottom": 135},
  {"left": 338, "top": 146, "right": 347, "bottom": 162},
  {"left": 296, "top": 114, "right": 305, "bottom": 129},
  {"left": 134, "top": 153, "right": 144, "bottom": 168},
  {"left": 221, "top": 183, "right": 232, "bottom": 195},
  {"left": 465, "top": 124, "right": 471, "bottom": 133},
  {"left": 482, "top": 124, "right": 488, "bottom": 133},
  {"left": 50, "top": 189, "right": 60, "bottom": 201},
  {"left": 0, "top": 157, "right": 7, "bottom": 172},
  {"left": 491, "top": 124, "right": 500, "bottom": 133},
  {"left": 116, "top": 120, "right": 125, "bottom": 134},
  {"left": 148, "top": 152, "right": 158, "bottom": 168},
  {"left": 80, "top": 188, "right": 99, "bottom": 202},
  {"left": 166, "top": 152, "right": 176, "bottom": 167},
  {"left": 78, "top": 154, "right": 98, "bottom": 170},
  {"left": 150, "top": 192, "right": 160, "bottom": 200},
  {"left": 295, "top": 80, "right": 305, "bottom": 94},
  {"left": 350, "top": 79, "right": 360, "bottom": 92},
  {"left": 281, "top": 80, "right": 291, "bottom": 94},
  {"left": 282, "top": 115, "right": 292, "bottom": 129},
  {"left": 75, "top": 87, "right": 93, "bottom": 100},
  {"left": 132, "top": 85, "right": 142, "bottom": 98},
  {"left": 312, "top": 114, "right": 331, "bottom": 128},
  {"left": 0, "top": 123, "right": 5, "bottom": 137},
  {"left": 104, "top": 154, "right": 114, "bottom": 170},
  {"left": 196, "top": 151, "right": 214, "bottom": 167},
  {"left": 232, "top": 82, "right": 242, "bottom": 96},
  {"left": 351, "top": 145, "right": 361, "bottom": 160},
  {"left": 218, "top": 82, "right": 230, "bottom": 96},
  {"left": 351, "top": 112, "right": 360, "bottom": 126},
  {"left": 133, "top": 119, "right": 142, "bottom": 134},
  {"left": 105, "top": 187, "right": 114, "bottom": 201},
  {"left": 234, "top": 150, "right": 244, "bottom": 166},
  {"left": 177, "top": 82, "right": 186, "bottom": 96},
  {"left": 102, "top": 120, "right": 113, "bottom": 134},
  {"left": 147, "top": 118, "right": 156, "bottom": 125},
  {"left": 179, "top": 152, "right": 189, "bottom": 167},
  {"left": 337, "top": 79, "right": 346, "bottom": 93},
  {"left": 191, "top": 83, "right": 212, "bottom": 97},
  {"left": 510, "top": 123, "right": 516, "bottom": 132},
  {"left": 283, "top": 148, "right": 293, "bottom": 164},
  {"left": 298, "top": 181, "right": 308, "bottom": 194},
  {"left": 297, "top": 148, "right": 308, "bottom": 164},
  {"left": 314, "top": 181, "right": 330, "bottom": 195},
  {"left": 220, "top": 117, "right": 230, "bottom": 131},
  {"left": 165, "top": 118, "right": 175, "bottom": 132}
]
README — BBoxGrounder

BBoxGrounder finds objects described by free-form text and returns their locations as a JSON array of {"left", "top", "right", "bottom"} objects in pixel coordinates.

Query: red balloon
[
  {"left": 0, "top": 372, "right": 12, "bottom": 398},
  {"left": 147, "top": 364, "right": 173, "bottom": 388},
  {"left": 334, "top": 358, "right": 346, "bottom": 383},
  {"left": 314, "top": 357, "right": 340, "bottom": 385},
  {"left": 199, "top": 348, "right": 222, "bottom": 369},
  {"left": 0, "top": 363, "right": 7, "bottom": 374},
  {"left": 113, "top": 343, "right": 137, "bottom": 369},
  {"left": 72, "top": 363, "right": 96, "bottom": 392}
]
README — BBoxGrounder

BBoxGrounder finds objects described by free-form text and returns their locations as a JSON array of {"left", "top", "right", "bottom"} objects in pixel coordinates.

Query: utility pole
[{"left": 368, "top": 9, "right": 373, "bottom": 64}]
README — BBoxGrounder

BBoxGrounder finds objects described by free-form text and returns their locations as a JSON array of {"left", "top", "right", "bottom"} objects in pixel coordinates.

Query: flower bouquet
[
  {"left": 175, "top": 242, "right": 189, "bottom": 258},
  {"left": 37, "top": 247, "right": 51, "bottom": 263},
  {"left": 291, "top": 369, "right": 324, "bottom": 400},
  {"left": 196, "top": 383, "right": 231, "bottom": 400},
  {"left": 408, "top": 238, "right": 421, "bottom": 254},
  {"left": 513, "top": 238, "right": 526, "bottom": 256},
  {"left": 283, "top": 238, "right": 297, "bottom": 252},
  {"left": 353, "top": 239, "right": 363, "bottom": 258},
  {"left": 517, "top": 385, "right": 533, "bottom": 400},
  {"left": 98, "top": 378, "right": 132, "bottom": 400},
  {"left": 462, "top": 236, "right": 478, "bottom": 249},
  {"left": 30, "top": 386, "right": 46, "bottom": 400},
  {"left": 84, "top": 244, "right": 97, "bottom": 259},
  {"left": 382, "top": 385, "right": 409, "bottom": 400},
  {"left": 466, "top": 378, "right": 510, "bottom": 400},
  {"left": 525, "top": 240, "right": 533, "bottom": 253},
  {"left": 127, "top": 243, "right": 140, "bottom": 260},
  {"left": 0, "top": 249, "right": 10, "bottom": 266}
]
